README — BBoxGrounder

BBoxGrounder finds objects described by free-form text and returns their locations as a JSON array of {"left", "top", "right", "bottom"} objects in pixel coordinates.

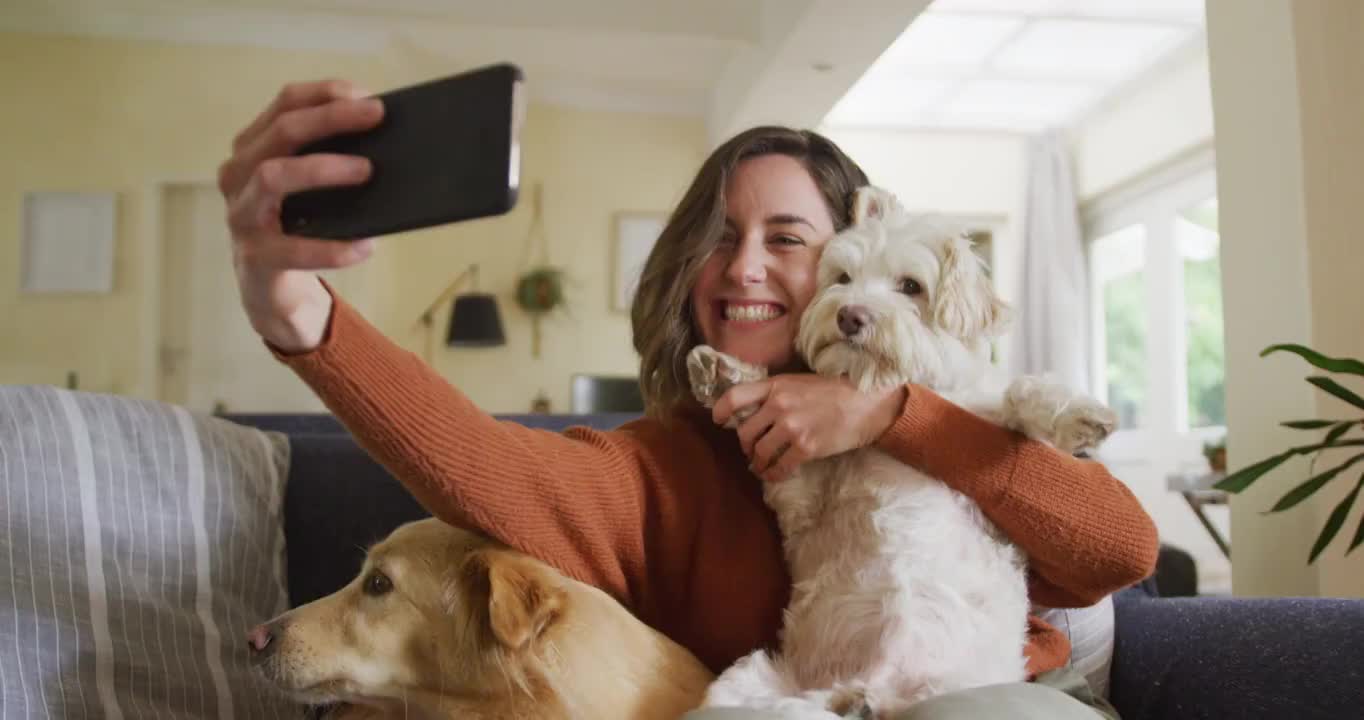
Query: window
[
  {"left": 1177, "top": 197, "right": 1224, "bottom": 428},
  {"left": 1090, "top": 224, "right": 1148, "bottom": 429},
  {"left": 1086, "top": 166, "right": 1224, "bottom": 438}
]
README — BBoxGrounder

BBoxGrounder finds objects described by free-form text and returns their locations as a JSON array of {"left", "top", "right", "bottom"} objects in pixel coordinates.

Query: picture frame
[
  {"left": 21, "top": 191, "right": 117, "bottom": 294},
  {"left": 611, "top": 211, "right": 667, "bottom": 312}
]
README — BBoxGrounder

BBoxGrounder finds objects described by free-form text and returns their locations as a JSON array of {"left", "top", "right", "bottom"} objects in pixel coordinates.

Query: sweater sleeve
[
  {"left": 266, "top": 279, "right": 653, "bottom": 607},
  {"left": 873, "top": 384, "right": 1159, "bottom": 608}
]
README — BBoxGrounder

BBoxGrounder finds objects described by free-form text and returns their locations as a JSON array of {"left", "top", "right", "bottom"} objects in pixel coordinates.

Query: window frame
[{"left": 1082, "top": 154, "right": 1222, "bottom": 462}]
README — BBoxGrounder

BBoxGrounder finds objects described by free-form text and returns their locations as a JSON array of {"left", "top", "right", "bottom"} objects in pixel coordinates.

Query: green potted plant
[
  {"left": 515, "top": 266, "right": 566, "bottom": 357},
  {"left": 1215, "top": 344, "right": 1364, "bottom": 563},
  {"left": 1203, "top": 436, "right": 1227, "bottom": 473}
]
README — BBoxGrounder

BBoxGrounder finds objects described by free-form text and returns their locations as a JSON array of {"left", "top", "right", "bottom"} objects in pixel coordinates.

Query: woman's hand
[
  {"left": 217, "top": 78, "right": 385, "bottom": 353},
  {"left": 712, "top": 374, "right": 907, "bottom": 483}
]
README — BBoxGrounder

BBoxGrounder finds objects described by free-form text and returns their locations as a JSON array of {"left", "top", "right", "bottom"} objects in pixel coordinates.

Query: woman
[{"left": 218, "top": 78, "right": 1157, "bottom": 720}]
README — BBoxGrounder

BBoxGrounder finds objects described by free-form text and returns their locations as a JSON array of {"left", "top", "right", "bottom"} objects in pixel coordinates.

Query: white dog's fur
[{"left": 687, "top": 187, "right": 1116, "bottom": 719}]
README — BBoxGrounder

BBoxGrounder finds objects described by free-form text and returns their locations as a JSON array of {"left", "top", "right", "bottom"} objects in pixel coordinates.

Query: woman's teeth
[{"left": 725, "top": 304, "right": 784, "bottom": 322}]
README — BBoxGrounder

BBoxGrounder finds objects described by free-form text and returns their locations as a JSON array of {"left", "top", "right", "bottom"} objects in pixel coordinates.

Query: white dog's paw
[
  {"left": 1052, "top": 399, "right": 1117, "bottom": 455},
  {"left": 686, "top": 345, "right": 767, "bottom": 427},
  {"left": 1003, "top": 376, "right": 1116, "bottom": 454},
  {"left": 702, "top": 650, "right": 792, "bottom": 708},
  {"left": 825, "top": 685, "right": 871, "bottom": 718}
]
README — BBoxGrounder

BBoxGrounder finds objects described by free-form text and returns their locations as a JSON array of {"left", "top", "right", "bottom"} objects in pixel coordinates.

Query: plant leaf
[
  {"left": 1270, "top": 453, "right": 1364, "bottom": 512},
  {"left": 1307, "top": 376, "right": 1364, "bottom": 412},
  {"left": 1351, "top": 491, "right": 1364, "bottom": 554},
  {"left": 1263, "top": 344, "right": 1364, "bottom": 376},
  {"left": 1216, "top": 451, "right": 1294, "bottom": 493},
  {"left": 1310, "top": 475, "right": 1364, "bottom": 563},
  {"left": 1281, "top": 420, "right": 1339, "bottom": 429},
  {"left": 1324, "top": 421, "right": 1358, "bottom": 445},
  {"left": 1217, "top": 439, "right": 1364, "bottom": 494}
]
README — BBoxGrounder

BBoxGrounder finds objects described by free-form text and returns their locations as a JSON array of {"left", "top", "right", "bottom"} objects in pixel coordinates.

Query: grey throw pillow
[{"left": 0, "top": 385, "right": 296, "bottom": 717}]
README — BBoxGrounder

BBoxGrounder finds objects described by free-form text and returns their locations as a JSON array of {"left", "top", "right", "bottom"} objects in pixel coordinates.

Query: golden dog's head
[{"left": 248, "top": 518, "right": 566, "bottom": 715}]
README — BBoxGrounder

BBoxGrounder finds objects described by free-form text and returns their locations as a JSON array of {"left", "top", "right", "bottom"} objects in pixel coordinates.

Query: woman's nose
[{"left": 725, "top": 239, "right": 767, "bottom": 286}]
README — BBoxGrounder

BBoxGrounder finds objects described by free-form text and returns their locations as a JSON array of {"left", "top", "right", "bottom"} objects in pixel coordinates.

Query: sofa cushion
[
  {"left": 220, "top": 411, "right": 645, "bottom": 606},
  {"left": 0, "top": 385, "right": 295, "bottom": 717},
  {"left": 282, "top": 433, "right": 429, "bottom": 606}
]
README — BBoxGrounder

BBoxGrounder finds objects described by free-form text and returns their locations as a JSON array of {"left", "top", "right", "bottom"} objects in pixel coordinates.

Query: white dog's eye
[
  {"left": 363, "top": 569, "right": 394, "bottom": 597},
  {"left": 898, "top": 278, "right": 923, "bottom": 296},
  {"left": 836, "top": 272, "right": 851, "bottom": 285}
]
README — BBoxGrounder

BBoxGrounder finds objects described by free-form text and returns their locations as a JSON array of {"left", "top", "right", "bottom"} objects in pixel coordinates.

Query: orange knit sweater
[{"left": 272, "top": 283, "right": 1159, "bottom": 677}]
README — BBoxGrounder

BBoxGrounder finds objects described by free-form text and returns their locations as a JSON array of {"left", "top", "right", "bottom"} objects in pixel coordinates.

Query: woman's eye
[
  {"left": 836, "top": 272, "right": 852, "bottom": 285},
  {"left": 363, "top": 570, "right": 393, "bottom": 597},
  {"left": 772, "top": 234, "right": 805, "bottom": 246},
  {"left": 898, "top": 278, "right": 923, "bottom": 296}
]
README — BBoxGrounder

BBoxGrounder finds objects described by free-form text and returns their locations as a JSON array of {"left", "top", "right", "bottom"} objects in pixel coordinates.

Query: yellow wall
[
  {"left": 1208, "top": 0, "right": 1364, "bottom": 597},
  {"left": 0, "top": 31, "right": 706, "bottom": 413}
]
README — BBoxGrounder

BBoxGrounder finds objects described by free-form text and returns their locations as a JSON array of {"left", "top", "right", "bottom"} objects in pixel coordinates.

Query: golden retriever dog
[{"left": 248, "top": 518, "right": 714, "bottom": 719}]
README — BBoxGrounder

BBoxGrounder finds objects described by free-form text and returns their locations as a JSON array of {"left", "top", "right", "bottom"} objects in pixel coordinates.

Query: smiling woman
[
  {"left": 223, "top": 81, "right": 1156, "bottom": 719},
  {"left": 631, "top": 127, "right": 869, "bottom": 413},
  {"left": 689, "top": 158, "right": 835, "bottom": 371}
]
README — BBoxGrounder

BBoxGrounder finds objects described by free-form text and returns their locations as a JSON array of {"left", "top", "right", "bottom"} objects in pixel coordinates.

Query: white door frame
[{"left": 137, "top": 177, "right": 217, "bottom": 402}]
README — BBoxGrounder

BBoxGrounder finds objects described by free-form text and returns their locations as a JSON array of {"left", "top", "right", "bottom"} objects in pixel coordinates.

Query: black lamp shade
[{"left": 446, "top": 293, "right": 506, "bottom": 347}]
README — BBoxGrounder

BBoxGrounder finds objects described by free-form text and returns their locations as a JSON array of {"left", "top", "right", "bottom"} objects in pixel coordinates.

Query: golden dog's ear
[
  {"left": 462, "top": 549, "right": 564, "bottom": 651},
  {"left": 933, "top": 234, "right": 1011, "bottom": 340}
]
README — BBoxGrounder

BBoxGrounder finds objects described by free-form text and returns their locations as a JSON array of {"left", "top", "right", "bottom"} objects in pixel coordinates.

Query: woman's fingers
[
  {"left": 228, "top": 153, "right": 369, "bottom": 232},
  {"left": 736, "top": 401, "right": 779, "bottom": 459},
  {"left": 220, "top": 97, "right": 383, "bottom": 197},
  {"left": 227, "top": 154, "right": 376, "bottom": 272},
  {"left": 714, "top": 379, "right": 772, "bottom": 427},
  {"left": 233, "top": 78, "right": 370, "bottom": 154},
  {"left": 750, "top": 424, "right": 791, "bottom": 475}
]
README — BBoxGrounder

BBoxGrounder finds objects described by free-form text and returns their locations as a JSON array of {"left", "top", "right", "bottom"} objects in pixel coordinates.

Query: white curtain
[{"left": 1011, "top": 130, "right": 1090, "bottom": 392}]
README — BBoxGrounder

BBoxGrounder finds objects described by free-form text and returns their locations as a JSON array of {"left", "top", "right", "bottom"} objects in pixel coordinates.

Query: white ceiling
[
  {"left": 824, "top": 0, "right": 1207, "bottom": 132},
  {"left": 0, "top": 0, "right": 767, "bottom": 116},
  {"left": 0, "top": 0, "right": 933, "bottom": 145},
  {"left": 4, "top": 0, "right": 1204, "bottom": 138}
]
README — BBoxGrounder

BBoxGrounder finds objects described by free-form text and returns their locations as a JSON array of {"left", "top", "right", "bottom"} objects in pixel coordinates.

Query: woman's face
[{"left": 690, "top": 154, "right": 837, "bottom": 371}]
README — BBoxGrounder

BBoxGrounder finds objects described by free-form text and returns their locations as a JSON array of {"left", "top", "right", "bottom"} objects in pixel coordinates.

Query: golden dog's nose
[{"left": 247, "top": 624, "right": 275, "bottom": 655}]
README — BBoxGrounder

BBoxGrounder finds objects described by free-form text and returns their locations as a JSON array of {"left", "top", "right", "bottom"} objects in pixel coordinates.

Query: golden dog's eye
[
  {"left": 363, "top": 570, "right": 393, "bottom": 597},
  {"left": 898, "top": 278, "right": 923, "bottom": 296},
  {"left": 837, "top": 272, "right": 851, "bottom": 285}
]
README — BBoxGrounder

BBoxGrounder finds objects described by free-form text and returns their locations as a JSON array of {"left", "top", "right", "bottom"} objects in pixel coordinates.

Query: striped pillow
[
  {"left": 0, "top": 385, "right": 296, "bottom": 718},
  {"left": 1035, "top": 594, "right": 1116, "bottom": 698}
]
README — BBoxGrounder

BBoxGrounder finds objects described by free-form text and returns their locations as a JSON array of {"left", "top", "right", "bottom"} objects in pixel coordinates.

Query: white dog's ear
[
  {"left": 851, "top": 186, "right": 906, "bottom": 226},
  {"left": 462, "top": 548, "right": 564, "bottom": 651},
  {"left": 933, "top": 234, "right": 1011, "bottom": 339}
]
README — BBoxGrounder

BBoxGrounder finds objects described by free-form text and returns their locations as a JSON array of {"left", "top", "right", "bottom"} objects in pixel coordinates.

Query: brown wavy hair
[{"left": 630, "top": 126, "right": 870, "bottom": 418}]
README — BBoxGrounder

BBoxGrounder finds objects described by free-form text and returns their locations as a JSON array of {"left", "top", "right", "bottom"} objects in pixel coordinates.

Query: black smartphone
[{"left": 280, "top": 63, "right": 525, "bottom": 240}]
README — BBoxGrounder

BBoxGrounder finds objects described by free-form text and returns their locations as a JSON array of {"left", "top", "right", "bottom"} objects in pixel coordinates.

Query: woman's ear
[
  {"left": 851, "top": 186, "right": 906, "bottom": 226},
  {"left": 933, "top": 234, "right": 1012, "bottom": 340},
  {"left": 460, "top": 548, "right": 564, "bottom": 651}
]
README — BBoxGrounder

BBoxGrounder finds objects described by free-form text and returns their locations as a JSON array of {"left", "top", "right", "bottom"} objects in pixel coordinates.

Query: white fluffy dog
[{"left": 687, "top": 186, "right": 1115, "bottom": 719}]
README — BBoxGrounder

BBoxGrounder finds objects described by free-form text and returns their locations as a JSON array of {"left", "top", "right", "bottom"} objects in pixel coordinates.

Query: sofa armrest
[{"left": 1110, "top": 588, "right": 1364, "bottom": 720}]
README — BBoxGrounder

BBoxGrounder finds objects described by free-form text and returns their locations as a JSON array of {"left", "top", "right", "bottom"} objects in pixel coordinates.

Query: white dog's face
[{"left": 796, "top": 187, "right": 1011, "bottom": 392}]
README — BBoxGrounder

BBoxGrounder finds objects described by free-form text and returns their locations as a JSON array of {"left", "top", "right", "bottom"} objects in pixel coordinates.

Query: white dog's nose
[{"left": 838, "top": 305, "right": 872, "bottom": 337}]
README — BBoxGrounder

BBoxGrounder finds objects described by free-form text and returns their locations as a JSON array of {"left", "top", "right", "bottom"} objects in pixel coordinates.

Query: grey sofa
[{"left": 225, "top": 411, "right": 1364, "bottom": 720}]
